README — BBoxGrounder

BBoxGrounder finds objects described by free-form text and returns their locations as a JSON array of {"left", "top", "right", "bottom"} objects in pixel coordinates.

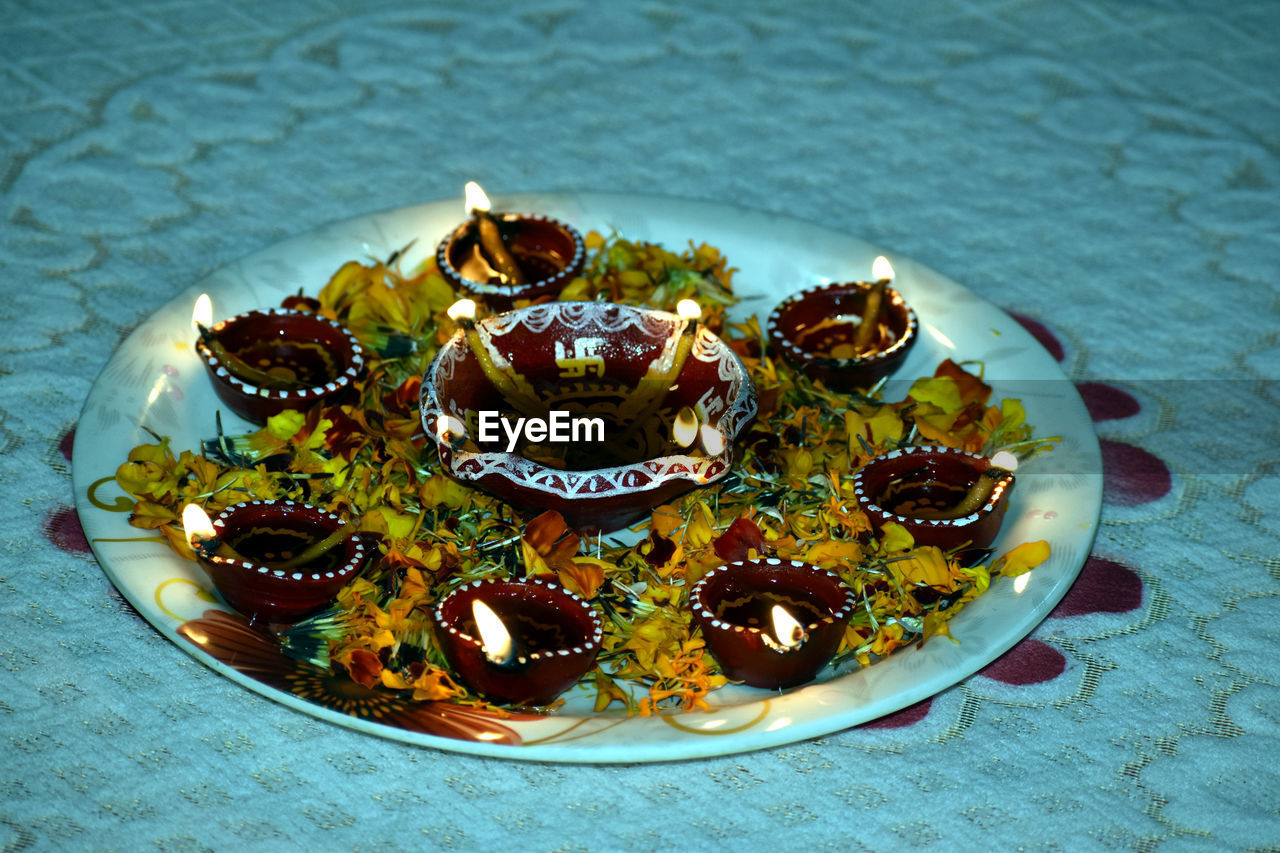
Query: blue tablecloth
[{"left": 3, "top": 1, "right": 1277, "bottom": 849}]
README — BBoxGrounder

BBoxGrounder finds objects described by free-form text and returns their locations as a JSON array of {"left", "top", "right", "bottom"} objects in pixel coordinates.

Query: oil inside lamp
[
  {"left": 182, "top": 502, "right": 356, "bottom": 569},
  {"left": 181, "top": 500, "right": 367, "bottom": 623},
  {"left": 852, "top": 445, "right": 1017, "bottom": 553},
  {"left": 193, "top": 300, "right": 365, "bottom": 423},
  {"left": 911, "top": 450, "right": 1019, "bottom": 520},
  {"left": 433, "top": 578, "right": 603, "bottom": 705},
  {"left": 793, "top": 256, "right": 895, "bottom": 359},
  {"left": 471, "top": 598, "right": 515, "bottom": 666},
  {"left": 767, "top": 258, "right": 917, "bottom": 392},
  {"left": 193, "top": 303, "right": 309, "bottom": 391},
  {"left": 690, "top": 559, "right": 854, "bottom": 689}
]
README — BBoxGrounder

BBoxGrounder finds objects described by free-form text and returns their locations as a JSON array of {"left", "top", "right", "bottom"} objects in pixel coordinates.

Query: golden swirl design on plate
[
  {"left": 155, "top": 577, "right": 219, "bottom": 621},
  {"left": 660, "top": 700, "right": 772, "bottom": 735}
]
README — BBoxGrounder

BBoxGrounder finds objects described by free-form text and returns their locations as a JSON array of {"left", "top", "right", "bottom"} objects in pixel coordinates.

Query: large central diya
[{"left": 420, "top": 301, "right": 757, "bottom": 531}]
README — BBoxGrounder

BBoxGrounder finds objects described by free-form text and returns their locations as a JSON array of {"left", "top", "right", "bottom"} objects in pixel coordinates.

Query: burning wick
[
  {"left": 447, "top": 298, "right": 479, "bottom": 330},
  {"left": 447, "top": 299, "right": 546, "bottom": 421},
  {"left": 465, "top": 182, "right": 523, "bottom": 286},
  {"left": 182, "top": 504, "right": 241, "bottom": 561},
  {"left": 628, "top": 300, "right": 702, "bottom": 412},
  {"left": 914, "top": 450, "right": 1019, "bottom": 520},
  {"left": 656, "top": 298, "right": 702, "bottom": 400},
  {"left": 183, "top": 503, "right": 220, "bottom": 559},
  {"left": 699, "top": 423, "right": 727, "bottom": 457},
  {"left": 852, "top": 255, "right": 894, "bottom": 353},
  {"left": 763, "top": 604, "right": 808, "bottom": 652},
  {"left": 191, "top": 293, "right": 212, "bottom": 333},
  {"left": 471, "top": 598, "right": 516, "bottom": 667},
  {"left": 435, "top": 414, "right": 470, "bottom": 451},
  {"left": 676, "top": 298, "right": 701, "bottom": 329}
]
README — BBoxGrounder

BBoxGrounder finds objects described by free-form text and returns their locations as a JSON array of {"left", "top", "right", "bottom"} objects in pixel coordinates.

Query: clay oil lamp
[
  {"left": 690, "top": 558, "right": 855, "bottom": 689},
  {"left": 192, "top": 294, "right": 365, "bottom": 424},
  {"left": 433, "top": 577, "right": 602, "bottom": 706},
  {"left": 767, "top": 256, "right": 918, "bottom": 391},
  {"left": 420, "top": 299, "right": 757, "bottom": 532},
  {"left": 852, "top": 446, "right": 1018, "bottom": 553},
  {"left": 435, "top": 182, "right": 585, "bottom": 310},
  {"left": 182, "top": 501, "right": 368, "bottom": 624}
]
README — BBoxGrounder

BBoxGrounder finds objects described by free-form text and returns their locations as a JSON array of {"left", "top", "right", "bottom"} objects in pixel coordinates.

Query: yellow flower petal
[
  {"left": 879, "top": 522, "right": 915, "bottom": 553},
  {"left": 992, "top": 540, "right": 1051, "bottom": 577},
  {"left": 266, "top": 410, "right": 307, "bottom": 441},
  {"left": 908, "top": 377, "right": 964, "bottom": 413},
  {"left": 892, "top": 546, "right": 953, "bottom": 587}
]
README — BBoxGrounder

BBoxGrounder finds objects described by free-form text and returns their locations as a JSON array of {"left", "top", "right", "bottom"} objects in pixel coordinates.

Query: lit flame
[
  {"left": 471, "top": 598, "right": 514, "bottom": 665},
  {"left": 447, "top": 298, "right": 477, "bottom": 323},
  {"left": 673, "top": 406, "right": 699, "bottom": 448},
  {"left": 191, "top": 293, "right": 212, "bottom": 331},
  {"left": 989, "top": 450, "right": 1019, "bottom": 473},
  {"left": 769, "top": 604, "right": 807, "bottom": 651},
  {"left": 436, "top": 415, "right": 467, "bottom": 445},
  {"left": 700, "top": 423, "right": 726, "bottom": 456},
  {"left": 676, "top": 298, "right": 701, "bottom": 323},
  {"left": 182, "top": 503, "right": 217, "bottom": 554},
  {"left": 464, "top": 181, "right": 491, "bottom": 215},
  {"left": 872, "top": 255, "right": 894, "bottom": 281}
]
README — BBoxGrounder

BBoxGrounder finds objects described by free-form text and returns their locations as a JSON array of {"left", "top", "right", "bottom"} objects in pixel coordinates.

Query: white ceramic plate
[{"left": 73, "top": 193, "right": 1101, "bottom": 763}]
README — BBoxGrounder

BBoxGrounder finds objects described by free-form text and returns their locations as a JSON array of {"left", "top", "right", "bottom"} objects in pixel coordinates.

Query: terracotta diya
[
  {"left": 852, "top": 445, "right": 1017, "bottom": 553},
  {"left": 194, "top": 305, "right": 365, "bottom": 423},
  {"left": 433, "top": 577, "right": 602, "bottom": 706},
  {"left": 420, "top": 300, "right": 758, "bottom": 532},
  {"left": 183, "top": 500, "right": 368, "bottom": 624},
  {"left": 690, "top": 558, "right": 855, "bottom": 689},
  {"left": 767, "top": 257, "right": 917, "bottom": 390},
  {"left": 436, "top": 183, "right": 584, "bottom": 310}
]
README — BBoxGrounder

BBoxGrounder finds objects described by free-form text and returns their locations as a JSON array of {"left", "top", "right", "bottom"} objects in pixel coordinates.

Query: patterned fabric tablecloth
[{"left": 3, "top": 1, "right": 1278, "bottom": 849}]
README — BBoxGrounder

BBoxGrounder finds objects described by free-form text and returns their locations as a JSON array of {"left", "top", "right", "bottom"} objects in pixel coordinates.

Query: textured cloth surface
[{"left": 3, "top": 1, "right": 1279, "bottom": 850}]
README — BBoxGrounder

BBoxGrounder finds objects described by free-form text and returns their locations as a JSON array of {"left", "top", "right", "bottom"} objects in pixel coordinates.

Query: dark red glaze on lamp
[
  {"left": 420, "top": 302, "right": 758, "bottom": 532},
  {"left": 437, "top": 213, "right": 585, "bottom": 310},
  {"left": 690, "top": 559, "right": 854, "bottom": 690},
  {"left": 198, "top": 500, "right": 368, "bottom": 624},
  {"left": 852, "top": 446, "right": 1015, "bottom": 553},
  {"left": 767, "top": 281, "right": 917, "bottom": 390},
  {"left": 433, "top": 577, "right": 602, "bottom": 706},
  {"left": 196, "top": 308, "right": 365, "bottom": 423}
]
